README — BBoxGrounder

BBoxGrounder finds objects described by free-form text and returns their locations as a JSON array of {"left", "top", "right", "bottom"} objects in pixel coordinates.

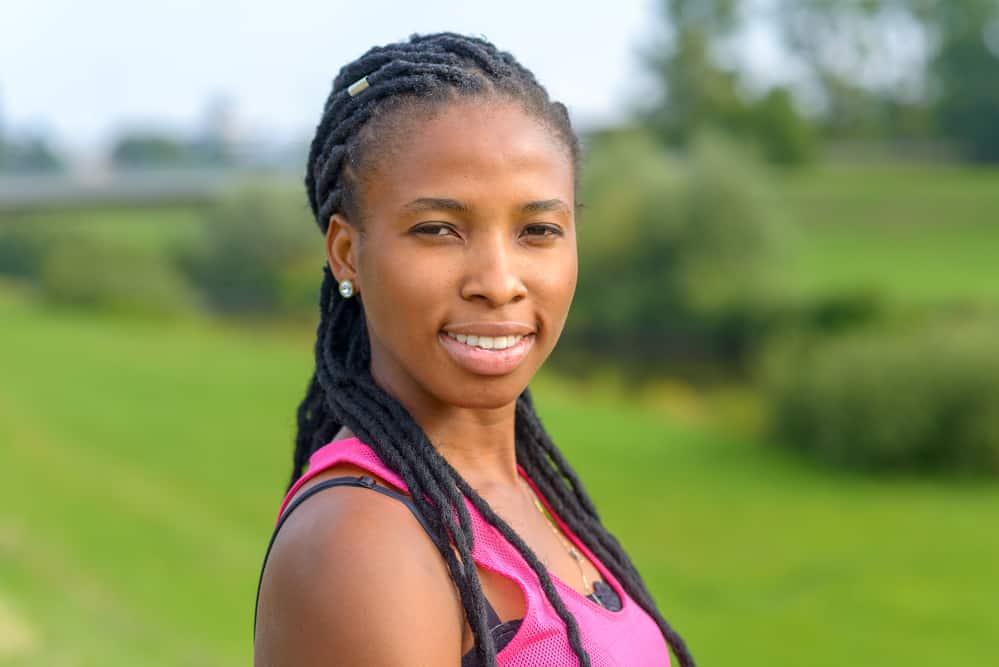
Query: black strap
[{"left": 253, "top": 475, "right": 445, "bottom": 638}]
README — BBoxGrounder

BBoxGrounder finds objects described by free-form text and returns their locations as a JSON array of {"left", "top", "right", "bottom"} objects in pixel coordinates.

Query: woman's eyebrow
[
  {"left": 401, "top": 197, "right": 570, "bottom": 215},
  {"left": 402, "top": 197, "right": 468, "bottom": 213},
  {"left": 521, "top": 199, "right": 570, "bottom": 214}
]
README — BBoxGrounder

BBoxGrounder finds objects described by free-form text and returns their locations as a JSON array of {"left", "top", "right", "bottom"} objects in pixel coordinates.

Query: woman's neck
[
  {"left": 334, "top": 406, "right": 521, "bottom": 490},
  {"left": 360, "top": 355, "right": 524, "bottom": 489},
  {"left": 430, "top": 410, "right": 520, "bottom": 489}
]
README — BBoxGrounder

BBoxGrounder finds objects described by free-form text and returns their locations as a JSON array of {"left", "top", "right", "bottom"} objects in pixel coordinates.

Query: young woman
[{"left": 253, "top": 32, "right": 695, "bottom": 667}]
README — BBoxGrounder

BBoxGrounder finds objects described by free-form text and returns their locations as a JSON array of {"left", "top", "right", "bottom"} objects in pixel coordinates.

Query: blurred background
[{"left": 2, "top": 0, "right": 998, "bottom": 664}]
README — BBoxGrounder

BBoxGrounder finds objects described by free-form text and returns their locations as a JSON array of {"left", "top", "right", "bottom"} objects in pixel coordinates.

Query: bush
[
  {"left": 792, "top": 288, "right": 886, "bottom": 335},
  {"left": 177, "top": 182, "right": 324, "bottom": 316},
  {"left": 39, "top": 232, "right": 199, "bottom": 317},
  {"left": 559, "top": 126, "right": 790, "bottom": 378},
  {"left": 0, "top": 216, "right": 54, "bottom": 280},
  {"left": 764, "top": 320, "right": 999, "bottom": 474}
]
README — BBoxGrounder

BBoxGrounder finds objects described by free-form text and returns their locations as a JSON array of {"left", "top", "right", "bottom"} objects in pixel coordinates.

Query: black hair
[{"left": 291, "top": 31, "right": 694, "bottom": 667}]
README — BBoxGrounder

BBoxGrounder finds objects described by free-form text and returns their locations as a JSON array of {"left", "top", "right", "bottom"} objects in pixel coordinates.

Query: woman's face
[{"left": 326, "top": 100, "right": 577, "bottom": 416}]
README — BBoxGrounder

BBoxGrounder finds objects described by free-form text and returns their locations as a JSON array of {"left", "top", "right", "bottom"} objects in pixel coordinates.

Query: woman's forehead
[{"left": 358, "top": 101, "right": 574, "bottom": 212}]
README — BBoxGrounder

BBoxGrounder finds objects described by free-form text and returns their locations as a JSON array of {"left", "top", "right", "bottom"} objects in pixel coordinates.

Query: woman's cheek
[{"left": 547, "top": 250, "right": 577, "bottom": 302}]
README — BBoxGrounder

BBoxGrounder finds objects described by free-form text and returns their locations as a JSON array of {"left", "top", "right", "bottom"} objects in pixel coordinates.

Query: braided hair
[{"left": 291, "top": 32, "right": 695, "bottom": 667}]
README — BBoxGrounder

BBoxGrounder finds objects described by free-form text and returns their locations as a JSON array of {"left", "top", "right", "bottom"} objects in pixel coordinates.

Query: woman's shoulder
[
  {"left": 254, "top": 462, "right": 463, "bottom": 665},
  {"left": 286, "top": 460, "right": 409, "bottom": 507}
]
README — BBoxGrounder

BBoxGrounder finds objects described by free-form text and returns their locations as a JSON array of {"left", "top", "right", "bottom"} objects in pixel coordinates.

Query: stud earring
[{"left": 338, "top": 279, "right": 355, "bottom": 298}]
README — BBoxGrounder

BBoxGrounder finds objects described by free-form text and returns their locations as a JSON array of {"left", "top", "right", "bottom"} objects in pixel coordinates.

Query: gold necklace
[{"left": 522, "top": 480, "right": 604, "bottom": 607}]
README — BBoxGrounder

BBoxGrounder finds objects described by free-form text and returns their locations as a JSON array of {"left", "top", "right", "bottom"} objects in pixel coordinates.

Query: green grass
[
  {"left": 2, "top": 205, "right": 207, "bottom": 253},
  {"left": 1, "top": 288, "right": 996, "bottom": 666},
  {"left": 777, "top": 162, "right": 999, "bottom": 305}
]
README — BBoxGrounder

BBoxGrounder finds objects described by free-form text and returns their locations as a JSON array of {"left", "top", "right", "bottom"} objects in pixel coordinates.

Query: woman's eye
[
  {"left": 414, "top": 223, "right": 459, "bottom": 238},
  {"left": 523, "top": 224, "right": 562, "bottom": 239}
]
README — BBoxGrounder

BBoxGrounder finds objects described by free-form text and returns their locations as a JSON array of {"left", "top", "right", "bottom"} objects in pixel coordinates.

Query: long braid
[
  {"left": 514, "top": 398, "right": 697, "bottom": 665},
  {"left": 312, "top": 268, "right": 498, "bottom": 664},
  {"left": 289, "top": 32, "right": 695, "bottom": 667}
]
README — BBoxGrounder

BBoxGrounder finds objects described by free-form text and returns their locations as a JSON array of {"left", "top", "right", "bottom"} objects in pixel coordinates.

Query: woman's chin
[{"left": 436, "top": 377, "right": 533, "bottom": 411}]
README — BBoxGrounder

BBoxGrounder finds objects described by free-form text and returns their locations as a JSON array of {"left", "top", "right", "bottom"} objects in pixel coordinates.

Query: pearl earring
[{"left": 338, "top": 279, "right": 355, "bottom": 298}]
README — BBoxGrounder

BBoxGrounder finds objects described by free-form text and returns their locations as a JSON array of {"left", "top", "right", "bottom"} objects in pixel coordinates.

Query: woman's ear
[{"left": 325, "top": 213, "right": 361, "bottom": 292}]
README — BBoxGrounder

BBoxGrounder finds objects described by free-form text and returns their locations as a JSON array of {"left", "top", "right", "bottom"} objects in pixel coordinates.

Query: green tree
[
  {"left": 0, "top": 135, "right": 63, "bottom": 173},
  {"left": 643, "top": 0, "right": 815, "bottom": 164},
  {"left": 925, "top": 0, "right": 999, "bottom": 161},
  {"left": 643, "top": 0, "right": 747, "bottom": 147},
  {"left": 775, "top": 0, "right": 911, "bottom": 139},
  {"left": 110, "top": 132, "right": 191, "bottom": 168},
  {"left": 750, "top": 87, "right": 816, "bottom": 164},
  {"left": 775, "top": 0, "right": 999, "bottom": 160}
]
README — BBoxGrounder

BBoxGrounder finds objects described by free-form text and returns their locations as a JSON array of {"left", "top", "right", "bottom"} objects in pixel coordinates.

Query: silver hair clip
[{"left": 347, "top": 76, "right": 370, "bottom": 97}]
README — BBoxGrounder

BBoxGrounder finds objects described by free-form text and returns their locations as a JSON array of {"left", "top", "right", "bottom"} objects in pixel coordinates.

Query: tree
[
  {"left": 751, "top": 86, "right": 816, "bottom": 164},
  {"left": 0, "top": 135, "right": 63, "bottom": 173},
  {"left": 110, "top": 132, "right": 191, "bottom": 168},
  {"left": 774, "top": 0, "right": 917, "bottom": 138},
  {"left": 642, "top": 0, "right": 816, "bottom": 164},
  {"left": 924, "top": 0, "right": 999, "bottom": 161},
  {"left": 775, "top": 0, "right": 999, "bottom": 161},
  {"left": 642, "top": 0, "right": 748, "bottom": 147}
]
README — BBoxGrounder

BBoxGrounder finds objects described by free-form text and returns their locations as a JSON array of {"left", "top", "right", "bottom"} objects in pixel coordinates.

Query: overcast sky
[{"left": 1, "top": 0, "right": 672, "bottom": 157}]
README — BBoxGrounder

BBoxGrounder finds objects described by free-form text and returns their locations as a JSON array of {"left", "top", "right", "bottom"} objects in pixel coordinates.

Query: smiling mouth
[
  {"left": 437, "top": 331, "right": 536, "bottom": 376},
  {"left": 443, "top": 331, "right": 527, "bottom": 350}
]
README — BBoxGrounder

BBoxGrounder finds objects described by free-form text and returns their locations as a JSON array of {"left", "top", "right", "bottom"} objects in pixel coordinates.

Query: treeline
[
  {"left": 0, "top": 96, "right": 280, "bottom": 174},
  {"left": 0, "top": 133, "right": 63, "bottom": 173},
  {"left": 642, "top": 0, "right": 999, "bottom": 164},
  {"left": 5, "top": 1, "right": 999, "bottom": 174}
]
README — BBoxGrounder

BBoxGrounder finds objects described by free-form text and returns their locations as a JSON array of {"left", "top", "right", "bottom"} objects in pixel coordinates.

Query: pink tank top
[{"left": 278, "top": 436, "right": 671, "bottom": 667}]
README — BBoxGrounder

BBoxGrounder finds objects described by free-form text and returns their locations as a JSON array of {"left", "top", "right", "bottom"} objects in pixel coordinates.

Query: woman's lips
[{"left": 438, "top": 331, "right": 536, "bottom": 376}]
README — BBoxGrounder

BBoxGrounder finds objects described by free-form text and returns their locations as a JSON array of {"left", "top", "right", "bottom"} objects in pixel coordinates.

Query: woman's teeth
[{"left": 445, "top": 332, "right": 525, "bottom": 350}]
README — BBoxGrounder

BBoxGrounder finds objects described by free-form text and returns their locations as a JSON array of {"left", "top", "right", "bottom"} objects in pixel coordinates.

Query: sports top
[{"left": 258, "top": 436, "right": 671, "bottom": 666}]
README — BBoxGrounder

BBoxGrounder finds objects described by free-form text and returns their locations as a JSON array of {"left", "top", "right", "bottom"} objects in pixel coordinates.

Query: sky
[{"left": 0, "top": 0, "right": 667, "bottom": 158}]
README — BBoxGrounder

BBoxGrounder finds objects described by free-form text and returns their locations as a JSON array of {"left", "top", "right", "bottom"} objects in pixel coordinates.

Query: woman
[{"left": 253, "top": 32, "right": 694, "bottom": 667}]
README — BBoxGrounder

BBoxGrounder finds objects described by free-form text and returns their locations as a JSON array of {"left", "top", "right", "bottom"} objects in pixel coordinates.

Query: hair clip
[{"left": 347, "top": 76, "right": 370, "bottom": 97}]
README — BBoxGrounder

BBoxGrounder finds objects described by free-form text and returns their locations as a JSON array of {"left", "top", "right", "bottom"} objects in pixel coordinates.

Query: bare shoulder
[{"left": 254, "top": 464, "right": 464, "bottom": 667}]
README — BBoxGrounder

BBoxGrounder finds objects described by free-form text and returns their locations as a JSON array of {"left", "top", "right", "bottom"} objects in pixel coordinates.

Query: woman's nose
[{"left": 460, "top": 233, "right": 527, "bottom": 306}]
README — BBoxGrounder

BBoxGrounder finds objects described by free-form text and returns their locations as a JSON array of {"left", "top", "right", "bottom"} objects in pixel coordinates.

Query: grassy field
[
  {"left": 1, "top": 287, "right": 997, "bottom": 666},
  {"left": 1, "top": 160, "right": 997, "bottom": 664},
  {"left": 1, "top": 204, "right": 207, "bottom": 254},
  {"left": 777, "top": 162, "right": 999, "bottom": 305}
]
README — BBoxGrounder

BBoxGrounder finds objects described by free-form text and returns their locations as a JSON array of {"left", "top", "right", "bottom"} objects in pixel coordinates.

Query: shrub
[
  {"left": 39, "top": 232, "right": 199, "bottom": 317},
  {"left": 559, "top": 126, "right": 790, "bottom": 378},
  {"left": 764, "top": 320, "right": 999, "bottom": 474},
  {"left": 177, "top": 182, "right": 323, "bottom": 316},
  {"left": 793, "top": 288, "right": 886, "bottom": 335},
  {"left": 0, "top": 216, "right": 53, "bottom": 280}
]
